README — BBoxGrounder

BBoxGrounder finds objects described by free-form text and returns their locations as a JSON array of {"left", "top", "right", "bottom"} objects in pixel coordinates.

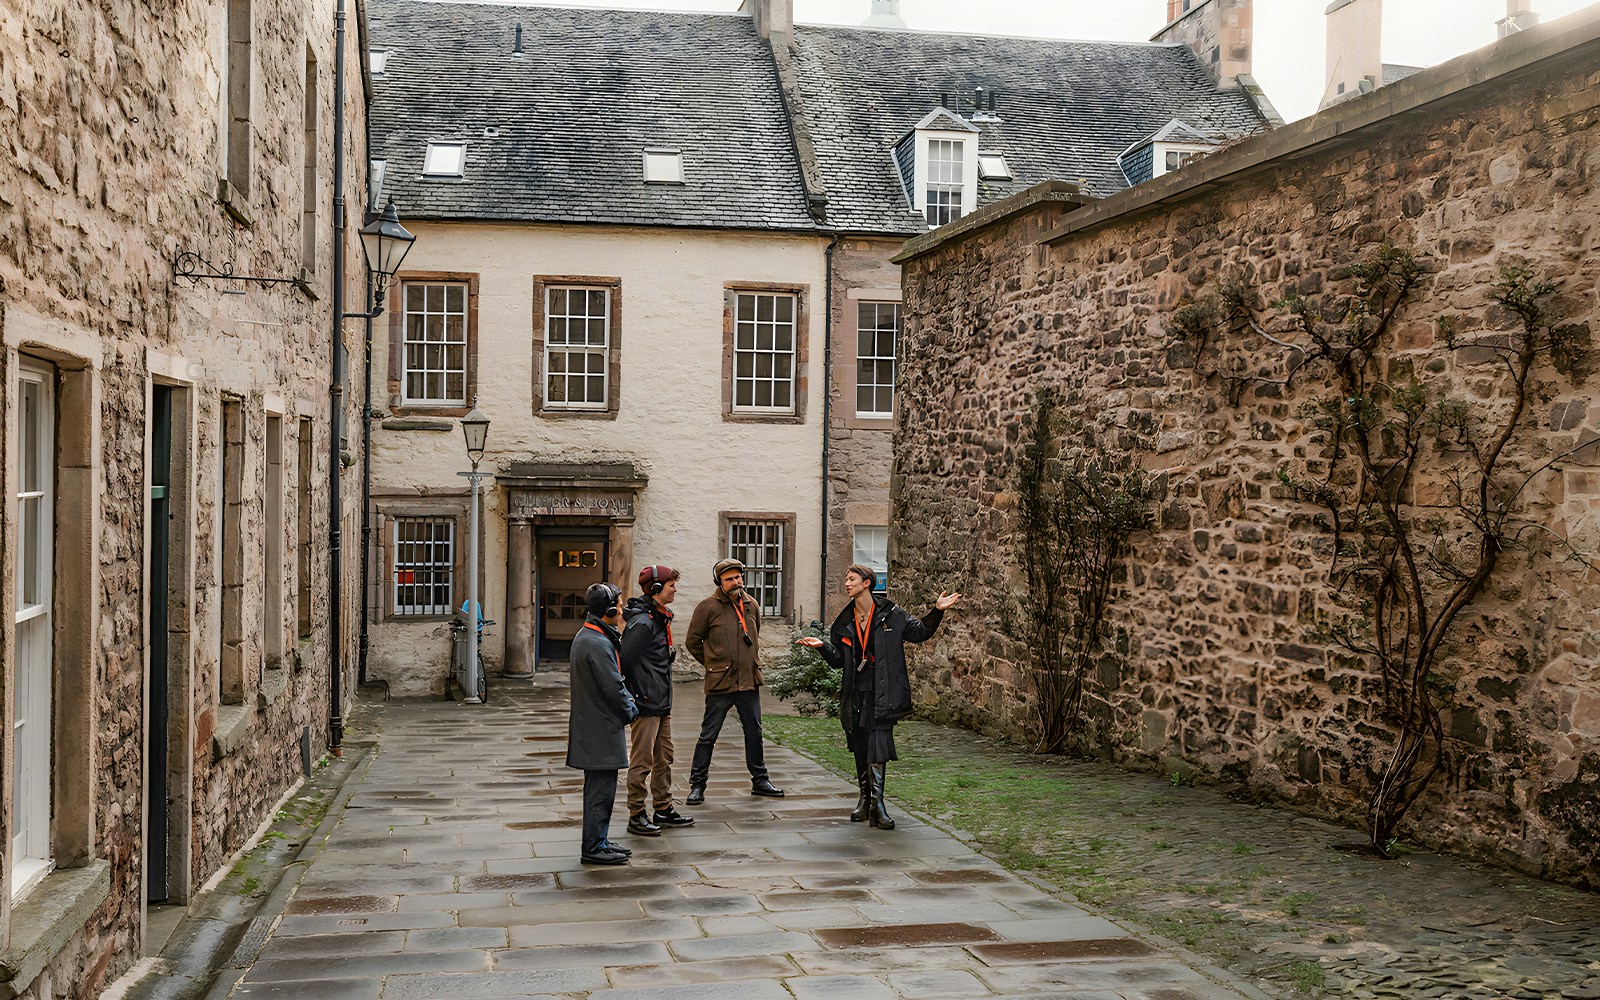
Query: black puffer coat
[
  {"left": 620, "top": 596, "right": 675, "bottom": 717},
  {"left": 815, "top": 596, "right": 943, "bottom": 733}
]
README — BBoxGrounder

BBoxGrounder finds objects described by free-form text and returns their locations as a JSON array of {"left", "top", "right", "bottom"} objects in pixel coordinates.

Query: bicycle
[{"left": 448, "top": 603, "right": 492, "bottom": 704}]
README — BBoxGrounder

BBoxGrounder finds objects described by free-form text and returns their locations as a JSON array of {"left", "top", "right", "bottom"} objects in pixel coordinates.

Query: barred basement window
[
  {"left": 732, "top": 292, "right": 796, "bottom": 413},
  {"left": 393, "top": 517, "right": 455, "bottom": 616},
  {"left": 728, "top": 519, "right": 785, "bottom": 617}
]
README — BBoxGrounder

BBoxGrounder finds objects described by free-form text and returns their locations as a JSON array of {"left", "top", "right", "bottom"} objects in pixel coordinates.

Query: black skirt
[{"left": 846, "top": 686, "right": 898, "bottom": 762}]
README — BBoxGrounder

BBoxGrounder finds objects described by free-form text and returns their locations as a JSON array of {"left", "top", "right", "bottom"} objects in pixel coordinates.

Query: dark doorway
[
  {"left": 536, "top": 529, "right": 608, "bottom": 666},
  {"left": 147, "top": 385, "right": 173, "bottom": 903}
]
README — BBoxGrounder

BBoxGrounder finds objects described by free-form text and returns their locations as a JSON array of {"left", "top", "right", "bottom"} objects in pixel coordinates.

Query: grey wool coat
[{"left": 566, "top": 616, "right": 637, "bottom": 771}]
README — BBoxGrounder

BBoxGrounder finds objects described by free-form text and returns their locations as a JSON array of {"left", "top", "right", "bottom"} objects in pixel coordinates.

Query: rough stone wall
[
  {"left": 894, "top": 48, "right": 1600, "bottom": 885},
  {"left": 824, "top": 237, "right": 900, "bottom": 613},
  {"left": 0, "top": 1, "right": 369, "bottom": 995}
]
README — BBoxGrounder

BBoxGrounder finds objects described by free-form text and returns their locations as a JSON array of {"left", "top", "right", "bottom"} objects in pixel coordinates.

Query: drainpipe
[
  {"left": 358, "top": 274, "right": 373, "bottom": 688},
  {"left": 821, "top": 232, "right": 840, "bottom": 617},
  {"left": 328, "top": 0, "right": 349, "bottom": 753}
]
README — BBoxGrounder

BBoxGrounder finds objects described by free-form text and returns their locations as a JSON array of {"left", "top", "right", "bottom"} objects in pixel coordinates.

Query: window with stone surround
[
  {"left": 13, "top": 359, "right": 56, "bottom": 899},
  {"left": 852, "top": 525, "right": 889, "bottom": 593},
  {"left": 722, "top": 283, "right": 809, "bottom": 423},
  {"left": 856, "top": 302, "right": 899, "bottom": 418},
  {"left": 300, "top": 45, "right": 318, "bottom": 273},
  {"left": 297, "top": 417, "right": 313, "bottom": 639},
  {"left": 219, "top": 398, "right": 246, "bottom": 705},
  {"left": 721, "top": 513, "right": 796, "bottom": 619},
  {"left": 392, "top": 517, "right": 456, "bottom": 616},
  {"left": 533, "top": 279, "right": 622, "bottom": 417},
  {"left": 389, "top": 274, "right": 479, "bottom": 415}
]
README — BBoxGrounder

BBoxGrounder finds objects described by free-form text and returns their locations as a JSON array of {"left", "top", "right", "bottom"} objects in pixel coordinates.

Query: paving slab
[{"left": 216, "top": 679, "right": 1255, "bottom": 999}]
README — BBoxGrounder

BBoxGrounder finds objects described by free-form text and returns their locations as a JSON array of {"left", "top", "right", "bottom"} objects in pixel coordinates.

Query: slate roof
[
  {"left": 787, "top": 24, "right": 1274, "bottom": 235},
  {"left": 368, "top": 1, "right": 816, "bottom": 230}
]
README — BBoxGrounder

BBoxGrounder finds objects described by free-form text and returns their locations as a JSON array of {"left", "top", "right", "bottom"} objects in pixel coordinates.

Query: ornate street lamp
[
  {"left": 350, "top": 199, "right": 417, "bottom": 318},
  {"left": 458, "top": 405, "right": 492, "bottom": 704}
]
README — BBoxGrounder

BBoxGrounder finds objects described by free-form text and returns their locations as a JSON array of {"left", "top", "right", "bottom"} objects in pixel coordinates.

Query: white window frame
[
  {"left": 855, "top": 301, "right": 899, "bottom": 418},
  {"left": 369, "top": 49, "right": 390, "bottom": 76},
  {"left": 392, "top": 516, "right": 456, "bottom": 617},
  {"left": 422, "top": 141, "right": 465, "bottom": 178},
  {"left": 852, "top": 525, "right": 889, "bottom": 593},
  {"left": 731, "top": 291, "right": 798, "bottom": 415},
  {"left": 13, "top": 360, "right": 55, "bottom": 900},
  {"left": 643, "top": 148, "right": 684, "bottom": 185},
  {"left": 544, "top": 285, "right": 610, "bottom": 411},
  {"left": 400, "top": 281, "right": 469, "bottom": 406},
  {"left": 728, "top": 520, "right": 785, "bottom": 617},
  {"left": 368, "top": 159, "right": 387, "bottom": 212},
  {"left": 1153, "top": 143, "right": 1211, "bottom": 177},
  {"left": 915, "top": 132, "right": 978, "bottom": 226}
]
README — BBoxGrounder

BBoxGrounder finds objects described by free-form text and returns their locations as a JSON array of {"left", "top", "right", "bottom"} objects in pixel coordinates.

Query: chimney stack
[
  {"left": 1151, "top": 0, "right": 1252, "bottom": 90},
  {"left": 1497, "top": 0, "right": 1540, "bottom": 37},
  {"left": 1321, "top": 0, "right": 1382, "bottom": 109},
  {"left": 739, "top": 0, "right": 793, "bottom": 39}
]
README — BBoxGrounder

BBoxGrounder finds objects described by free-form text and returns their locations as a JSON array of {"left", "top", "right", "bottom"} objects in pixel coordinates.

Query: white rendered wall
[{"left": 369, "top": 222, "right": 828, "bottom": 695}]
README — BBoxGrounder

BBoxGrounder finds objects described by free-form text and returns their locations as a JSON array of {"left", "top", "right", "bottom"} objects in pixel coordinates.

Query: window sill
[
  {"left": 537, "top": 408, "right": 618, "bottom": 421},
  {"left": 212, "top": 702, "right": 255, "bottom": 762},
  {"left": 258, "top": 667, "right": 289, "bottom": 710},
  {"left": 724, "top": 411, "right": 805, "bottom": 425},
  {"left": 216, "top": 178, "right": 253, "bottom": 228},
  {"left": 380, "top": 417, "right": 454, "bottom": 432},
  {"left": 0, "top": 860, "right": 111, "bottom": 1000}
]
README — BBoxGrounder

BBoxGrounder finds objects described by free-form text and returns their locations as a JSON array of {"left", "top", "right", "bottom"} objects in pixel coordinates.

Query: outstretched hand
[
  {"left": 934, "top": 591, "right": 962, "bottom": 611},
  {"left": 794, "top": 636, "right": 826, "bottom": 649}
]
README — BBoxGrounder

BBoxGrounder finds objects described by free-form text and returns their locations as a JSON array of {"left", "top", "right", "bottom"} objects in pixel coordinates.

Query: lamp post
[{"left": 459, "top": 406, "right": 491, "bottom": 705}]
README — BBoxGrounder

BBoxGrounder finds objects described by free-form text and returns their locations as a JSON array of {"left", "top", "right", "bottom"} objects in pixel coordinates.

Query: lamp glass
[
  {"left": 461, "top": 407, "right": 490, "bottom": 464},
  {"left": 359, "top": 201, "right": 417, "bottom": 279}
]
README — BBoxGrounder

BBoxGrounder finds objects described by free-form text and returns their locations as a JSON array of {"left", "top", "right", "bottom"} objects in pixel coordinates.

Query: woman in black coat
[{"left": 797, "top": 565, "right": 960, "bottom": 829}]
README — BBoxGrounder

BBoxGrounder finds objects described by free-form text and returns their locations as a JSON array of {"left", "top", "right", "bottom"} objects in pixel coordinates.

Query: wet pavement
[{"left": 224, "top": 678, "right": 1265, "bottom": 999}]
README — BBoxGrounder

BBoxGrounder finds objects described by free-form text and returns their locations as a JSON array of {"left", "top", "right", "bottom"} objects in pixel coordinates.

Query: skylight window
[
  {"left": 370, "top": 49, "right": 390, "bottom": 76},
  {"left": 978, "top": 153, "right": 1012, "bottom": 181},
  {"left": 643, "top": 149, "right": 684, "bottom": 185},
  {"left": 423, "top": 142, "right": 465, "bottom": 178}
]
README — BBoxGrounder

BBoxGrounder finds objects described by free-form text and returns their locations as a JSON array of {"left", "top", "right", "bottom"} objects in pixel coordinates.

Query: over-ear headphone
[{"left": 646, "top": 565, "right": 664, "bottom": 596}]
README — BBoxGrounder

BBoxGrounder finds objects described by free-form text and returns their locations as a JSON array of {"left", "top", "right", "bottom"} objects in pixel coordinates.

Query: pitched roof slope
[
  {"left": 368, "top": 0, "right": 815, "bottom": 230},
  {"left": 787, "top": 25, "right": 1273, "bottom": 235}
]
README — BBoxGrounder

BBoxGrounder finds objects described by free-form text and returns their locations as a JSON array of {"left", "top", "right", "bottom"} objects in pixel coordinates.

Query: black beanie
[{"left": 585, "top": 582, "right": 622, "bottom": 618}]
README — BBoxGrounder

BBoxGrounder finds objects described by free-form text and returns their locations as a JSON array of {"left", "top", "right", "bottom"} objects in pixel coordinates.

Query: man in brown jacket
[{"left": 684, "top": 558, "right": 784, "bottom": 804}]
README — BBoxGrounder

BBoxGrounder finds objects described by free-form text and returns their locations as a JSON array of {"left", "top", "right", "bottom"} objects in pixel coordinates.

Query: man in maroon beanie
[{"left": 620, "top": 564, "right": 694, "bottom": 835}]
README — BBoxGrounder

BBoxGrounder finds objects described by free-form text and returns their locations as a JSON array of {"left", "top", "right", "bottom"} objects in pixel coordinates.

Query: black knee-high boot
[
  {"left": 868, "top": 762, "right": 895, "bottom": 830},
  {"left": 850, "top": 750, "right": 870, "bottom": 823}
]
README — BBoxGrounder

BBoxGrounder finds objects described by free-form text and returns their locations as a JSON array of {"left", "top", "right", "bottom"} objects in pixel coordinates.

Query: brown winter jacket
[{"left": 685, "top": 587, "right": 763, "bottom": 694}]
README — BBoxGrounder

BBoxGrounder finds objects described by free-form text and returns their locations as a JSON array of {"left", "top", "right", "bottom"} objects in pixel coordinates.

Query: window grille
[
  {"left": 728, "top": 520, "right": 784, "bottom": 616},
  {"left": 393, "top": 517, "right": 455, "bottom": 616}
]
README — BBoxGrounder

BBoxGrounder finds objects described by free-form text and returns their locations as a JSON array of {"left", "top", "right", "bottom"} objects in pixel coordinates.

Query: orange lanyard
[
  {"left": 854, "top": 609, "right": 873, "bottom": 670},
  {"left": 583, "top": 622, "right": 622, "bottom": 674},
  {"left": 732, "top": 597, "right": 749, "bottom": 638}
]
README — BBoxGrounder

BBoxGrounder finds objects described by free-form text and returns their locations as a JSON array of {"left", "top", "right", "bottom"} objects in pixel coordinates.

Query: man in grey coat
[{"left": 567, "top": 582, "right": 637, "bottom": 865}]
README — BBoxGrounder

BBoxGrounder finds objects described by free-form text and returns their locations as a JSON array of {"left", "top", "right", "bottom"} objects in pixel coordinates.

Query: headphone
[{"left": 646, "top": 565, "right": 664, "bottom": 596}]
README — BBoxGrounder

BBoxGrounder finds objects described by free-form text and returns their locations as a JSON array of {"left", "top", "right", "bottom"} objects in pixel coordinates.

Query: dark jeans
[
  {"left": 581, "top": 769, "right": 619, "bottom": 855},
  {"left": 688, "top": 689, "right": 769, "bottom": 787}
]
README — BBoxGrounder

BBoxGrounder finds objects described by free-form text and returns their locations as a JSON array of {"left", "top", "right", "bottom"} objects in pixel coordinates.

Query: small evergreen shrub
[{"left": 769, "top": 623, "right": 840, "bottom": 718}]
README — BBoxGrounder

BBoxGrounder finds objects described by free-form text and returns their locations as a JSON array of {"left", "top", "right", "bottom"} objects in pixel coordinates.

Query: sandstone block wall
[
  {"left": 0, "top": 1, "right": 370, "bottom": 995},
  {"left": 894, "top": 30, "right": 1600, "bottom": 886}
]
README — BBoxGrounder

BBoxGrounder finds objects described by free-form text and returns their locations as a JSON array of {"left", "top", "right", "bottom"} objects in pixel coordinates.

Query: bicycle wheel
[{"left": 476, "top": 652, "right": 488, "bottom": 704}]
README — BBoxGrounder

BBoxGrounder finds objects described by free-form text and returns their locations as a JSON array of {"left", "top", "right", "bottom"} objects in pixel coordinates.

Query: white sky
[{"left": 447, "top": 0, "right": 1600, "bottom": 122}]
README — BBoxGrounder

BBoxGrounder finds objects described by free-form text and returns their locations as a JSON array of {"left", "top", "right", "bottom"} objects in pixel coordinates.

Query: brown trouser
[{"left": 627, "top": 713, "right": 676, "bottom": 816}]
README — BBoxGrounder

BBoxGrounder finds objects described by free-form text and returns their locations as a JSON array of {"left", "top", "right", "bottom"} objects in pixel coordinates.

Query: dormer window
[
  {"left": 370, "top": 49, "right": 390, "bottom": 76},
  {"left": 1154, "top": 144, "right": 1210, "bottom": 177},
  {"left": 423, "top": 142, "right": 465, "bottom": 178},
  {"left": 977, "top": 152, "right": 1012, "bottom": 181},
  {"left": 894, "top": 109, "right": 981, "bottom": 228},
  {"left": 643, "top": 149, "right": 684, "bottom": 185}
]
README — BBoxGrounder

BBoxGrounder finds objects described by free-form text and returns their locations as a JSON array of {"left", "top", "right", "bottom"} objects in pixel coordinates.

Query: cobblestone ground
[
  {"left": 762, "top": 719, "right": 1600, "bottom": 1000},
  {"left": 228, "top": 679, "right": 1264, "bottom": 999}
]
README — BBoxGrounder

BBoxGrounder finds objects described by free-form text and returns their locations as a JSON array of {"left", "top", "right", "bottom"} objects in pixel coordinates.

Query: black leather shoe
[
  {"left": 580, "top": 848, "right": 629, "bottom": 866},
  {"left": 653, "top": 807, "right": 695, "bottom": 828},
  {"left": 599, "top": 840, "right": 631, "bottom": 856},
  {"left": 627, "top": 814, "right": 661, "bottom": 836},
  {"left": 751, "top": 778, "right": 785, "bottom": 798},
  {"left": 685, "top": 785, "right": 706, "bottom": 805}
]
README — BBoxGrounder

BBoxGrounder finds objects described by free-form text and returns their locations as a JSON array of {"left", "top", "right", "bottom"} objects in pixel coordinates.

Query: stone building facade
[
  {"left": 0, "top": 2, "right": 373, "bottom": 995},
  {"left": 892, "top": 12, "right": 1600, "bottom": 886}
]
